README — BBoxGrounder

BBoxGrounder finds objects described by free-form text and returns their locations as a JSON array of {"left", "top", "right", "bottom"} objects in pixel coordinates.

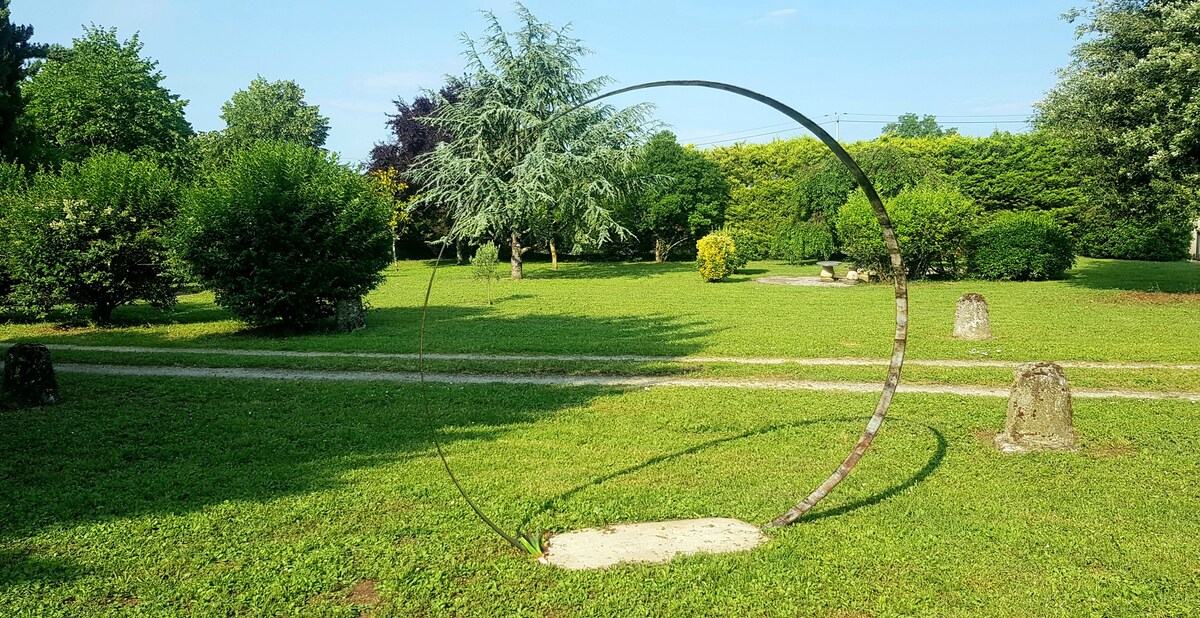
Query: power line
[
  {"left": 841, "top": 112, "right": 1030, "bottom": 119},
  {"left": 683, "top": 113, "right": 1032, "bottom": 147},
  {"left": 681, "top": 115, "right": 830, "bottom": 142},
  {"left": 838, "top": 119, "right": 1029, "bottom": 124},
  {"left": 689, "top": 120, "right": 836, "bottom": 147}
]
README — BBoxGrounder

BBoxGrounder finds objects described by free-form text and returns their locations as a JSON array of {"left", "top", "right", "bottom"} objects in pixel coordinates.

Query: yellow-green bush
[{"left": 696, "top": 232, "right": 737, "bottom": 282}]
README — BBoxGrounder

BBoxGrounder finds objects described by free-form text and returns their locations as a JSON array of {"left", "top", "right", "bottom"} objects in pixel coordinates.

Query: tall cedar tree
[{"left": 409, "top": 5, "right": 650, "bottom": 279}]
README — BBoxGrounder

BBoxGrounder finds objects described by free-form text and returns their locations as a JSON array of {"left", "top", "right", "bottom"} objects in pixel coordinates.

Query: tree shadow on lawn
[
  {"left": 519, "top": 416, "right": 946, "bottom": 531},
  {"left": 0, "top": 375, "right": 625, "bottom": 589},
  {"left": 1065, "top": 258, "right": 1200, "bottom": 293},
  {"left": 524, "top": 261, "right": 696, "bottom": 281},
  {"left": 2, "top": 304, "right": 722, "bottom": 360}
]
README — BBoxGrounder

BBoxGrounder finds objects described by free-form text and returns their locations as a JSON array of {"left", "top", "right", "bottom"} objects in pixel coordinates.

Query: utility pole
[{"left": 835, "top": 112, "right": 841, "bottom": 142}]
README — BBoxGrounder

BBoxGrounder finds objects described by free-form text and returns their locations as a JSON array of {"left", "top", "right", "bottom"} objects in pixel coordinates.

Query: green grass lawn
[
  {"left": 2, "top": 257, "right": 1199, "bottom": 615},
  {"left": 2, "top": 257, "right": 1199, "bottom": 364},
  {"left": 2, "top": 374, "right": 1198, "bottom": 616}
]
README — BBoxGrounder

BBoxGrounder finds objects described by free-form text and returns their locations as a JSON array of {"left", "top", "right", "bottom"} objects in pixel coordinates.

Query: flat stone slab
[
  {"left": 755, "top": 275, "right": 854, "bottom": 287},
  {"left": 543, "top": 517, "right": 765, "bottom": 570}
]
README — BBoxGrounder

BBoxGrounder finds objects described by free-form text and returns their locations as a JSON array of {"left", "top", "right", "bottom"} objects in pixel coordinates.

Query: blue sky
[{"left": 13, "top": 0, "right": 1081, "bottom": 164}]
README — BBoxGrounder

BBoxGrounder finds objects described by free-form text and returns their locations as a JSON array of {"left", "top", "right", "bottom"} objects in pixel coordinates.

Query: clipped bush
[
  {"left": 721, "top": 224, "right": 768, "bottom": 263},
  {"left": 696, "top": 232, "right": 737, "bottom": 282},
  {"left": 835, "top": 185, "right": 980, "bottom": 279},
  {"left": 773, "top": 220, "right": 835, "bottom": 264},
  {"left": 177, "top": 142, "right": 392, "bottom": 328},
  {"left": 967, "top": 211, "right": 1075, "bottom": 280},
  {"left": 5, "top": 152, "right": 180, "bottom": 321}
]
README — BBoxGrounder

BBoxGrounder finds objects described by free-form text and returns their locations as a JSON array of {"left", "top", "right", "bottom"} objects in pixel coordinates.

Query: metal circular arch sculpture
[{"left": 418, "top": 80, "right": 909, "bottom": 555}]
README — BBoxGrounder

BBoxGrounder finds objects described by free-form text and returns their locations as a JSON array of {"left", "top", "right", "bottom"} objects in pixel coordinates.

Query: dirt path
[
  {"left": 54, "top": 363, "right": 1200, "bottom": 402},
  {"left": 33, "top": 343, "right": 1200, "bottom": 371}
]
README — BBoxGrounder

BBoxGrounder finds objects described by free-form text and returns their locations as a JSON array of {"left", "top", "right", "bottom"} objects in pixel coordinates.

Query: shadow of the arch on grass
[{"left": 519, "top": 417, "right": 947, "bottom": 531}]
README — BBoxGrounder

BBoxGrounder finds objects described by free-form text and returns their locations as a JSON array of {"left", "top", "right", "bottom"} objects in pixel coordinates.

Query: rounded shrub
[
  {"left": 773, "top": 220, "right": 835, "bottom": 264},
  {"left": 177, "top": 142, "right": 392, "bottom": 328},
  {"left": 5, "top": 152, "right": 180, "bottom": 321},
  {"left": 696, "top": 232, "right": 737, "bottom": 282},
  {"left": 968, "top": 211, "right": 1075, "bottom": 280},
  {"left": 834, "top": 184, "right": 979, "bottom": 279},
  {"left": 721, "top": 224, "right": 769, "bottom": 262}
]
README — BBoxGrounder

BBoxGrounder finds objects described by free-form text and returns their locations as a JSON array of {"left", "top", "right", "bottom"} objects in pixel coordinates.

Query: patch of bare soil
[
  {"left": 971, "top": 428, "right": 998, "bottom": 448},
  {"left": 346, "top": 580, "right": 380, "bottom": 606},
  {"left": 1086, "top": 441, "right": 1139, "bottom": 458},
  {"left": 1108, "top": 291, "right": 1200, "bottom": 305}
]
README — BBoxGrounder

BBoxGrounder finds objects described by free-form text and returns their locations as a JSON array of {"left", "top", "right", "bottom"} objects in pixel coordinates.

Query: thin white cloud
[{"left": 745, "top": 8, "right": 798, "bottom": 25}]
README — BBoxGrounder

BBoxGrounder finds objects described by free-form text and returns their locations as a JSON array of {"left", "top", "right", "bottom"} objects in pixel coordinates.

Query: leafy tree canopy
[
  {"left": 368, "top": 80, "right": 464, "bottom": 257},
  {"left": 220, "top": 76, "right": 330, "bottom": 149},
  {"left": 623, "top": 130, "right": 729, "bottom": 262},
  {"left": 20, "top": 26, "right": 192, "bottom": 168},
  {"left": 0, "top": 0, "right": 47, "bottom": 162},
  {"left": 882, "top": 113, "right": 958, "bottom": 138},
  {"left": 1037, "top": 0, "right": 1200, "bottom": 222}
]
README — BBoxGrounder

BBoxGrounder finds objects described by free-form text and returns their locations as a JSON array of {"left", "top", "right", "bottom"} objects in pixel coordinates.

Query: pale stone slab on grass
[
  {"left": 544, "top": 518, "right": 765, "bottom": 570},
  {"left": 755, "top": 275, "right": 854, "bottom": 287}
]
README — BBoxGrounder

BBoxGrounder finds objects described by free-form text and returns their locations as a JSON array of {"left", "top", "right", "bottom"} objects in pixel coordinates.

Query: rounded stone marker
[
  {"left": 336, "top": 298, "right": 366, "bottom": 333},
  {"left": 995, "top": 362, "right": 1076, "bottom": 453},
  {"left": 953, "top": 293, "right": 991, "bottom": 340},
  {"left": 2, "top": 344, "right": 60, "bottom": 407}
]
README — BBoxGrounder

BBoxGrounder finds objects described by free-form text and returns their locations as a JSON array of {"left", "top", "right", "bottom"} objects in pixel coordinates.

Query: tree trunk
[
  {"left": 486, "top": 278, "right": 492, "bottom": 305},
  {"left": 391, "top": 236, "right": 398, "bottom": 269},
  {"left": 550, "top": 238, "right": 558, "bottom": 270},
  {"left": 654, "top": 238, "right": 665, "bottom": 263},
  {"left": 91, "top": 302, "right": 115, "bottom": 323},
  {"left": 510, "top": 232, "right": 524, "bottom": 280},
  {"left": 455, "top": 241, "right": 464, "bottom": 266}
]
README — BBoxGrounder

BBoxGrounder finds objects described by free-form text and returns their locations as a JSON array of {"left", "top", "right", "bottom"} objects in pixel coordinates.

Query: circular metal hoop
[{"left": 419, "top": 80, "right": 909, "bottom": 543}]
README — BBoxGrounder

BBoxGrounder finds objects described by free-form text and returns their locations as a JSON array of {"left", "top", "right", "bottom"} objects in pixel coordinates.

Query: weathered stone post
[
  {"left": 953, "top": 293, "right": 991, "bottom": 339},
  {"left": 995, "top": 362, "right": 1076, "bottom": 453},
  {"left": 336, "top": 298, "right": 366, "bottom": 333},
  {"left": 2, "top": 344, "right": 60, "bottom": 407}
]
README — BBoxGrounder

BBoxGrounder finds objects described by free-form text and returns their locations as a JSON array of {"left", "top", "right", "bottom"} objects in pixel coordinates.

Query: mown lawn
[
  {"left": 2, "top": 374, "right": 1198, "bottom": 617},
  {"left": 2, "top": 257, "right": 1199, "bottom": 364},
  {"left": 2, "top": 257, "right": 1199, "bottom": 615}
]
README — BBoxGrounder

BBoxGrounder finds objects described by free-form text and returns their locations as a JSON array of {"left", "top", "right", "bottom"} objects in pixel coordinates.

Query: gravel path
[
  {"left": 54, "top": 363, "right": 1200, "bottom": 402},
  {"left": 33, "top": 343, "right": 1200, "bottom": 371}
]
